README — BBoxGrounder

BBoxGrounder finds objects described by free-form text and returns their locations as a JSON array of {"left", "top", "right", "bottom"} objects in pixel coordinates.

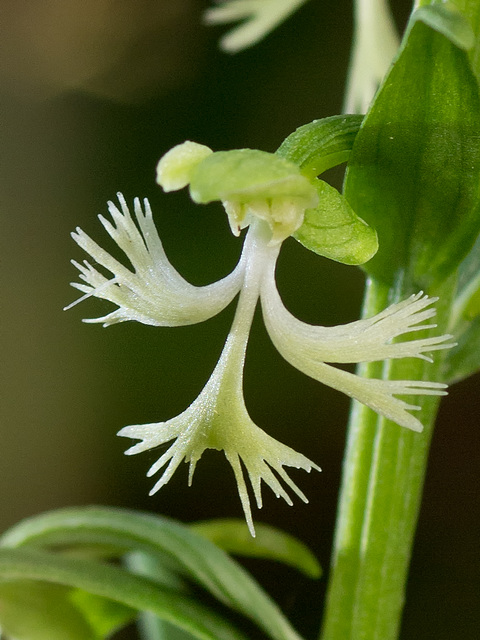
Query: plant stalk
[{"left": 320, "top": 274, "right": 455, "bottom": 640}]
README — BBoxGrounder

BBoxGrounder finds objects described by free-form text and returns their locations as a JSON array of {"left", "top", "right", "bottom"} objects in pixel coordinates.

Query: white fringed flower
[
  {"left": 68, "top": 141, "right": 453, "bottom": 535},
  {"left": 204, "top": 0, "right": 310, "bottom": 53},
  {"left": 343, "top": 0, "right": 400, "bottom": 114}
]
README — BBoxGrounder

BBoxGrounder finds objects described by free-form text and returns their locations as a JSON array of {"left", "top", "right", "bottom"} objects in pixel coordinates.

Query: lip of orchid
[{"left": 117, "top": 219, "right": 320, "bottom": 537}]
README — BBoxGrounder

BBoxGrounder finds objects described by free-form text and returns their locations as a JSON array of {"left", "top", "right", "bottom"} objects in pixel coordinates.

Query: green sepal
[
  {"left": 190, "top": 519, "right": 321, "bottom": 579},
  {"left": 156, "top": 141, "right": 213, "bottom": 192},
  {"left": 293, "top": 179, "right": 378, "bottom": 265},
  {"left": 189, "top": 149, "right": 316, "bottom": 206},
  {"left": 276, "top": 115, "right": 364, "bottom": 179},
  {"left": 344, "top": 3, "right": 480, "bottom": 286}
]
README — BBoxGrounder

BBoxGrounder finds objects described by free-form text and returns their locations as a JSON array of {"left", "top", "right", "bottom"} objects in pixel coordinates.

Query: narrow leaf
[
  {"left": 293, "top": 179, "right": 378, "bottom": 265},
  {"left": 442, "top": 317, "right": 480, "bottom": 383},
  {"left": 0, "top": 506, "right": 304, "bottom": 640},
  {"left": 126, "top": 552, "right": 197, "bottom": 640},
  {"left": 442, "top": 232, "right": 480, "bottom": 383},
  {"left": 191, "top": 519, "right": 321, "bottom": 579},
  {"left": 0, "top": 548, "right": 247, "bottom": 640},
  {"left": 68, "top": 589, "right": 135, "bottom": 638},
  {"left": 0, "top": 581, "right": 115, "bottom": 640}
]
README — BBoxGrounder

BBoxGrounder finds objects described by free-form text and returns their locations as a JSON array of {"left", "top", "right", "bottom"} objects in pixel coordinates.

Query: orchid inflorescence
[{"left": 67, "top": 139, "right": 453, "bottom": 535}]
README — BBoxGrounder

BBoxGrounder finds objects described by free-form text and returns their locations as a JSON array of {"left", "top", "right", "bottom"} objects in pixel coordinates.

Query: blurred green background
[{"left": 0, "top": 1, "right": 478, "bottom": 638}]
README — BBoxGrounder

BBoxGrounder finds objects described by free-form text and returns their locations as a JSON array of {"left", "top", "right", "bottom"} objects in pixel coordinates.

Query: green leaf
[
  {"left": 276, "top": 115, "right": 363, "bottom": 179},
  {"left": 190, "top": 519, "right": 321, "bottom": 579},
  {"left": 0, "top": 548, "right": 247, "bottom": 640},
  {"left": 0, "top": 581, "right": 127, "bottom": 640},
  {"left": 412, "top": 2, "right": 475, "bottom": 50},
  {"left": 416, "top": 0, "right": 480, "bottom": 80},
  {"left": 0, "top": 506, "right": 304, "bottom": 640},
  {"left": 126, "top": 551, "right": 197, "bottom": 640},
  {"left": 69, "top": 589, "right": 135, "bottom": 638},
  {"left": 452, "top": 0, "right": 480, "bottom": 81},
  {"left": 344, "top": 5, "right": 480, "bottom": 287},
  {"left": 293, "top": 179, "right": 378, "bottom": 265},
  {"left": 440, "top": 232, "right": 480, "bottom": 383},
  {"left": 189, "top": 149, "right": 316, "bottom": 207},
  {"left": 0, "top": 580, "right": 134, "bottom": 640},
  {"left": 442, "top": 316, "right": 480, "bottom": 383}
]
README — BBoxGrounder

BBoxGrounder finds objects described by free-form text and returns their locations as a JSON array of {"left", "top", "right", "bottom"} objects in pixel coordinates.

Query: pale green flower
[{"left": 67, "top": 141, "right": 452, "bottom": 535}]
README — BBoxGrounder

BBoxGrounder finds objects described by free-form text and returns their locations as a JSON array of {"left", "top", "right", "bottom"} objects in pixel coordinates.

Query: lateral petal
[
  {"left": 66, "top": 194, "right": 244, "bottom": 326},
  {"left": 260, "top": 256, "right": 449, "bottom": 431},
  {"left": 261, "top": 259, "right": 453, "bottom": 364}
]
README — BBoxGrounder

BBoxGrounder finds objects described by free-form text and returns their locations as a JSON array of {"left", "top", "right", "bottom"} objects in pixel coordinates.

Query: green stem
[{"left": 320, "top": 274, "right": 455, "bottom": 640}]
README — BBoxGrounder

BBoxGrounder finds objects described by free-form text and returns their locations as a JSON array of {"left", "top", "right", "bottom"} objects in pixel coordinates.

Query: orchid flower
[
  {"left": 204, "top": 0, "right": 311, "bottom": 53},
  {"left": 67, "top": 140, "right": 453, "bottom": 535},
  {"left": 343, "top": 0, "right": 400, "bottom": 114}
]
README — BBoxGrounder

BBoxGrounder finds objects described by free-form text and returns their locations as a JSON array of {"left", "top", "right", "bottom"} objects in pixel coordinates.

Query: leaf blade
[
  {"left": 0, "top": 506, "right": 304, "bottom": 640},
  {"left": 344, "top": 8, "right": 480, "bottom": 287},
  {"left": 0, "top": 548, "right": 247, "bottom": 640},
  {"left": 190, "top": 519, "right": 321, "bottom": 579}
]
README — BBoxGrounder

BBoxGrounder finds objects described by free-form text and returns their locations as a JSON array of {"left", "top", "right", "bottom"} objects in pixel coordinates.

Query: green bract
[{"left": 344, "top": 2, "right": 480, "bottom": 286}]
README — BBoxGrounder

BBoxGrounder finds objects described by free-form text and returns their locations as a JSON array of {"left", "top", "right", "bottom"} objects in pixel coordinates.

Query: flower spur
[{"left": 67, "top": 141, "right": 453, "bottom": 535}]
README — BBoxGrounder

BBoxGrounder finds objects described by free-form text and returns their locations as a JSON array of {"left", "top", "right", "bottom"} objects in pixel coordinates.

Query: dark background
[{"left": 1, "top": 1, "right": 478, "bottom": 638}]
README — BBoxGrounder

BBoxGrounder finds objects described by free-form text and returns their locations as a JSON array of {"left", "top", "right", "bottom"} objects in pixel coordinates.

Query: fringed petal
[
  {"left": 118, "top": 284, "right": 320, "bottom": 536},
  {"left": 268, "top": 354, "right": 446, "bottom": 432},
  {"left": 119, "top": 377, "right": 319, "bottom": 537},
  {"left": 204, "top": 0, "right": 310, "bottom": 53},
  {"left": 343, "top": 0, "right": 399, "bottom": 114},
  {"left": 260, "top": 254, "right": 449, "bottom": 431},
  {"left": 261, "top": 259, "right": 454, "bottom": 364},
  {"left": 66, "top": 193, "right": 244, "bottom": 326}
]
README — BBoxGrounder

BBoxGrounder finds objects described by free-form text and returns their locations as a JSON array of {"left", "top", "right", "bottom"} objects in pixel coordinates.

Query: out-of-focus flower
[
  {"left": 344, "top": 0, "right": 400, "bottom": 114},
  {"left": 204, "top": 0, "right": 311, "bottom": 53}
]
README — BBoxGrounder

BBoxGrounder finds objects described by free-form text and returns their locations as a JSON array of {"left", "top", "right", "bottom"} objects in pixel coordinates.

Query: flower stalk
[{"left": 320, "top": 274, "right": 455, "bottom": 640}]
